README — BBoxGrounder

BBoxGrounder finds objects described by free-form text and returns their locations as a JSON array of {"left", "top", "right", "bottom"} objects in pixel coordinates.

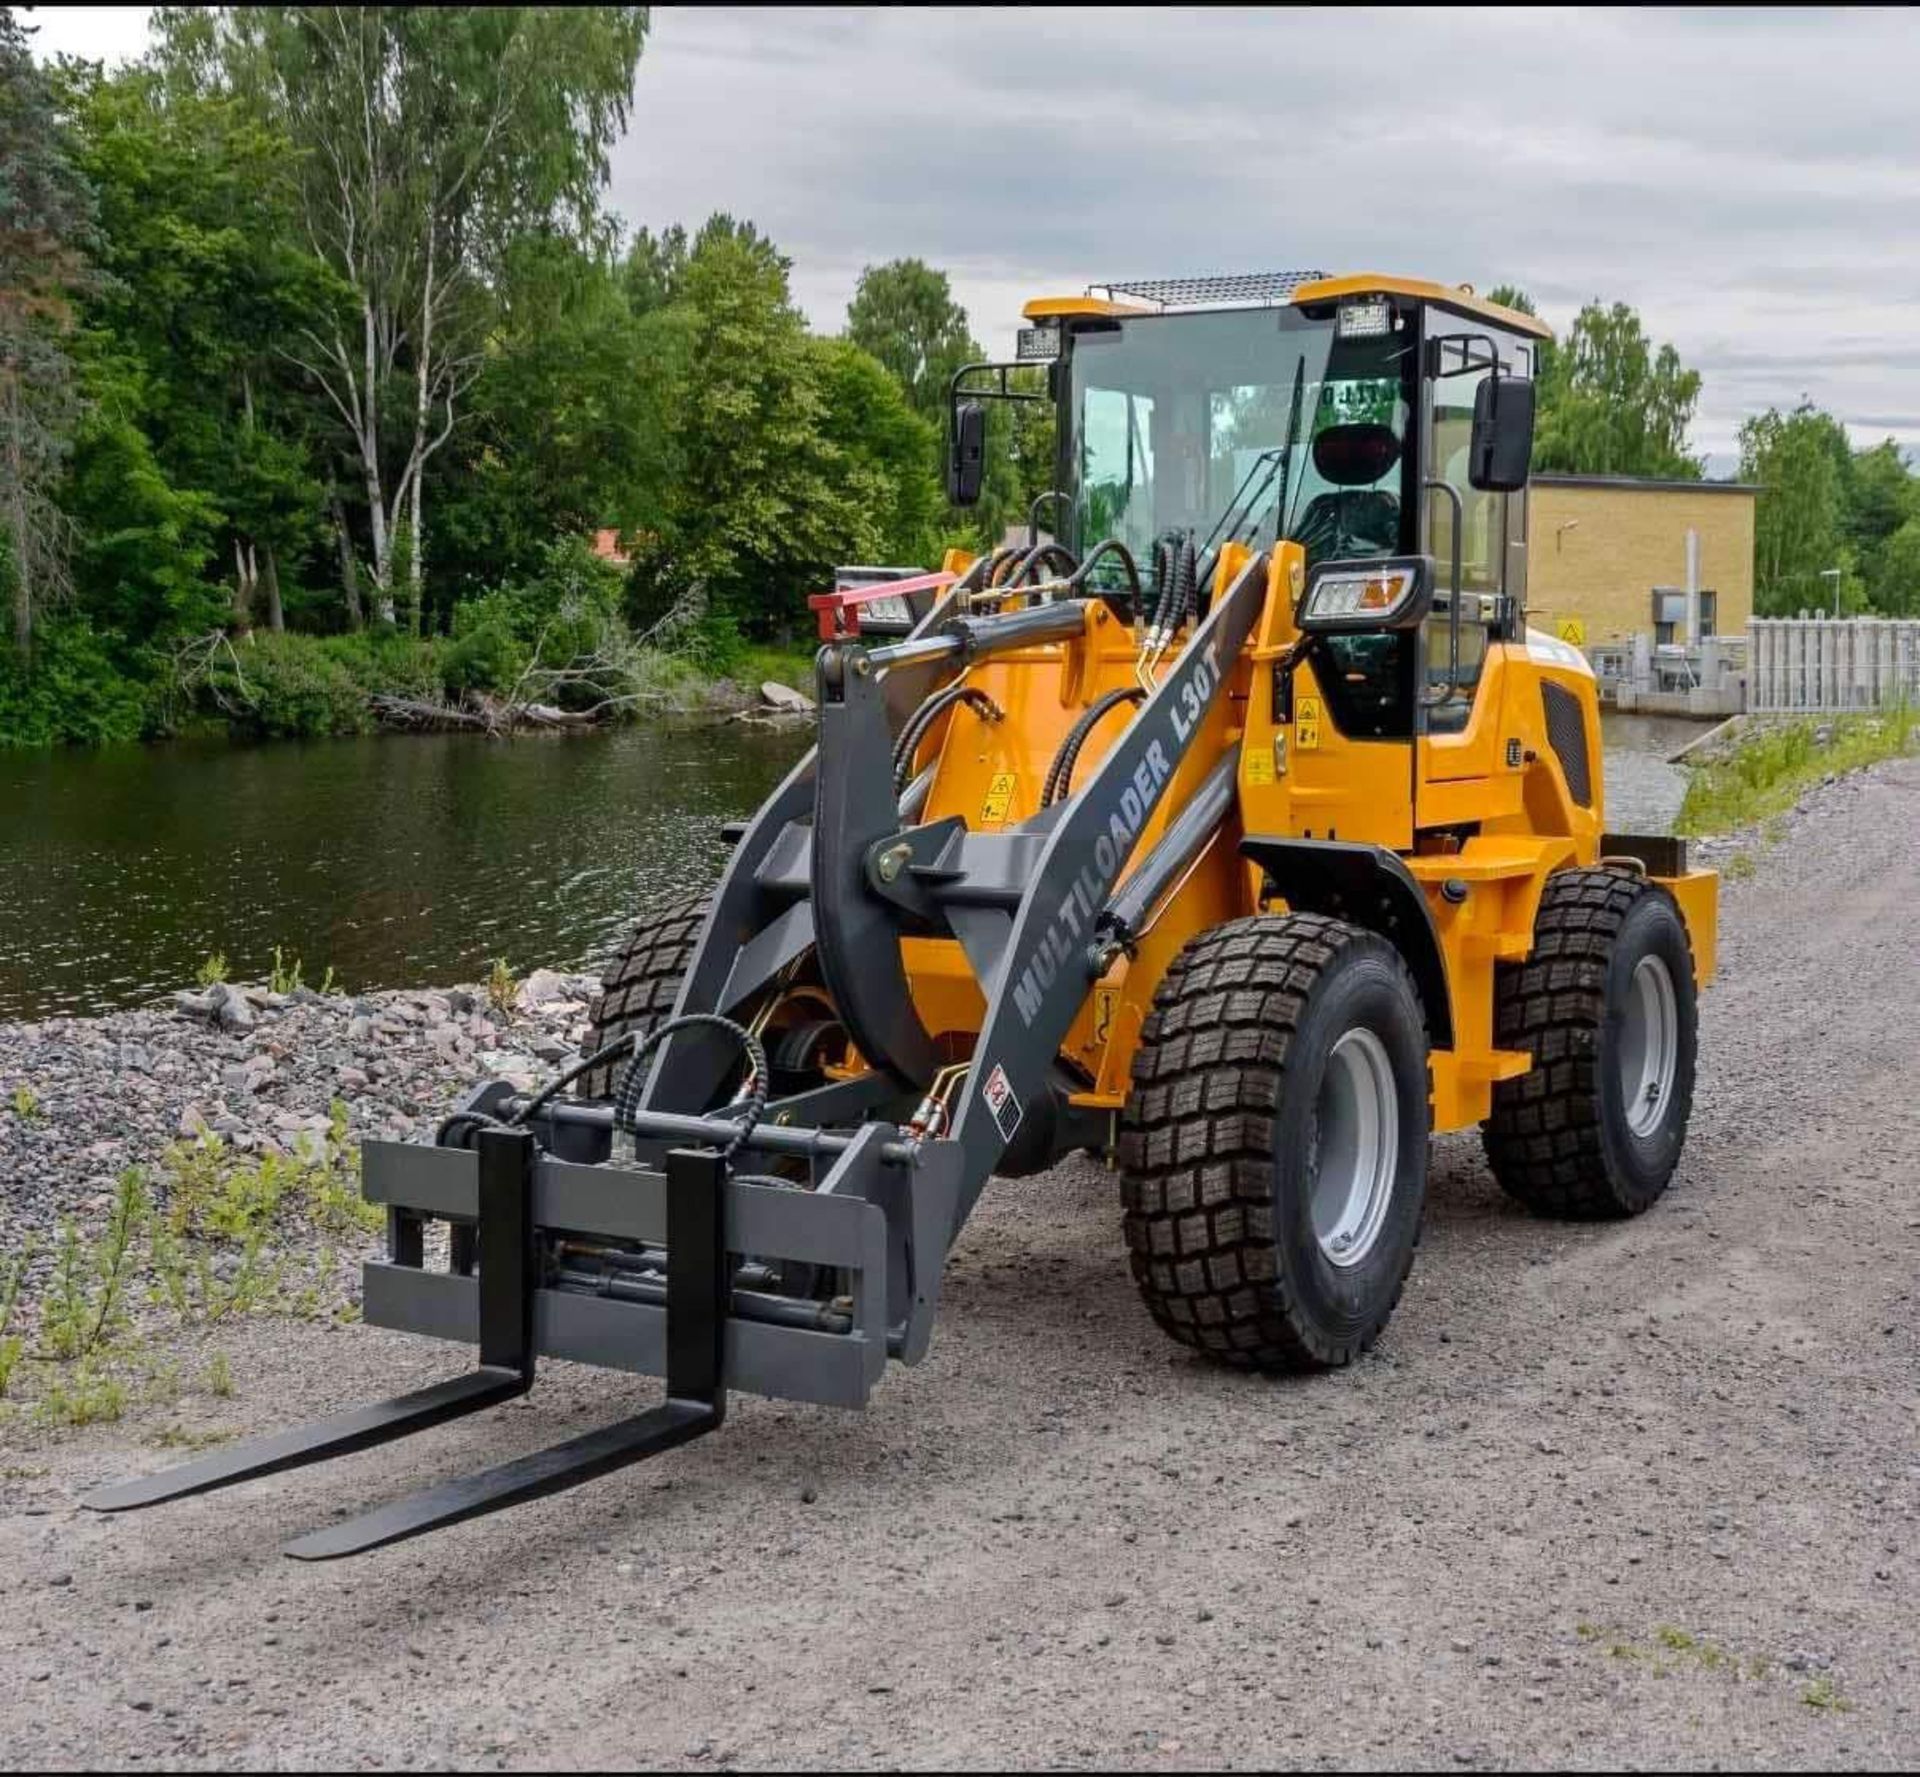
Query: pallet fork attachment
[{"left": 84, "top": 1131, "right": 729, "bottom": 1560}]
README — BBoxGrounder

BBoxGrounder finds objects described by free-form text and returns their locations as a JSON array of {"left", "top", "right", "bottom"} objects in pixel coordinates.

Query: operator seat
[
  {"left": 1295, "top": 488, "right": 1402, "bottom": 570},
  {"left": 1292, "top": 420, "right": 1404, "bottom": 571}
]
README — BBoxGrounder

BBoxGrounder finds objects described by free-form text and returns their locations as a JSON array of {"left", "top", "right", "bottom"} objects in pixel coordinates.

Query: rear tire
[
  {"left": 1482, "top": 868, "right": 1698, "bottom": 1218},
  {"left": 576, "top": 895, "right": 710, "bottom": 1099},
  {"left": 1119, "top": 913, "right": 1431, "bottom": 1371}
]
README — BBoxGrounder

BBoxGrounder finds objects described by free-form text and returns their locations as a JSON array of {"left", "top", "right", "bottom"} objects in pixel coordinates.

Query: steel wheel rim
[
  {"left": 1308, "top": 1027, "right": 1398, "bottom": 1268},
  {"left": 1618, "top": 953, "right": 1679, "bottom": 1137}
]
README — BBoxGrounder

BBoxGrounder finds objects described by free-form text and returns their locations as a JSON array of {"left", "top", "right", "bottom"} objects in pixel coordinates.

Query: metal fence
[{"left": 1748, "top": 616, "right": 1920, "bottom": 713}]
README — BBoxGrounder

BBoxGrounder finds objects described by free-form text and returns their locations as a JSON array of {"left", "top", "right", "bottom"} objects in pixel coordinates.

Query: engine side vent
[{"left": 1541, "top": 680, "right": 1593, "bottom": 808}]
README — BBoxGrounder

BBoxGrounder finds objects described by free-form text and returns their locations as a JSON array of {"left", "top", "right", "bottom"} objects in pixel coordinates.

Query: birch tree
[{"left": 160, "top": 6, "right": 648, "bottom": 625}]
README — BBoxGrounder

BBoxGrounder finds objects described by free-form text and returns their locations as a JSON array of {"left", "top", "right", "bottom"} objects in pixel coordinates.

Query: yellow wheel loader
[{"left": 90, "top": 271, "right": 1717, "bottom": 1555}]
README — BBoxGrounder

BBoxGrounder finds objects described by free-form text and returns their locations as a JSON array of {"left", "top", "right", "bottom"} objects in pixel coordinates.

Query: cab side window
[
  {"left": 1428, "top": 353, "right": 1505, "bottom": 595},
  {"left": 1424, "top": 339, "right": 1514, "bottom": 728}
]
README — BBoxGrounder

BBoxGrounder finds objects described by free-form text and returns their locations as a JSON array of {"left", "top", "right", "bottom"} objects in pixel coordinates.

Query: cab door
[{"left": 1416, "top": 318, "right": 1533, "bottom": 818}]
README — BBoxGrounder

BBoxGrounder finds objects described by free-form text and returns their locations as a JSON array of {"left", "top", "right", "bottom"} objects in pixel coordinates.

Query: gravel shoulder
[{"left": 3, "top": 763, "right": 1919, "bottom": 1769}]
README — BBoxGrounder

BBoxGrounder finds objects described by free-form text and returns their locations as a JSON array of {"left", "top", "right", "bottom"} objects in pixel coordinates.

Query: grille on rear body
[{"left": 1541, "top": 680, "right": 1593, "bottom": 807}]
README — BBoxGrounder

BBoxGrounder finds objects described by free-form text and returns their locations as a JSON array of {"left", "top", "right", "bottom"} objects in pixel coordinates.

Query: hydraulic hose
[
  {"left": 613, "top": 1012, "right": 768, "bottom": 1161},
  {"left": 1007, "top": 541, "right": 1079, "bottom": 590},
  {"left": 1159, "top": 533, "right": 1190, "bottom": 637},
  {"left": 433, "top": 1012, "right": 769, "bottom": 1162},
  {"left": 986, "top": 545, "right": 1026, "bottom": 588},
  {"left": 1041, "top": 685, "right": 1147, "bottom": 807},
  {"left": 890, "top": 683, "right": 1004, "bottom": 795},
  {"left": 1065, "top": 538, "right": 1145, "bottom": 606},
  {"left": 1148, "top": 536, "right": 1175, "bottom": 635}
]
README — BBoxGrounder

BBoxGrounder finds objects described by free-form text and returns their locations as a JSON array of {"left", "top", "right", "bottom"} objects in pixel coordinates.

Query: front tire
[
  {"left": 1119, "top": 914, "right": 1431, "bottom": 1371},
  {"left": 1482, "top": 868, "right": 1699, "bottom": 1218},
  {"left": 577, "top": 895, "right": 710, "bottom": 1099}
]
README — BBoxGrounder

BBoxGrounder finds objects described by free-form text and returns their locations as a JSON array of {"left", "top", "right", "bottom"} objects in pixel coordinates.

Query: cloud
[
  {"left": 32, "top": 5, "right": 1920, "bottom": 463},
  {"left": 609, "top": 5, "right": 1920, "bottom": 462}
]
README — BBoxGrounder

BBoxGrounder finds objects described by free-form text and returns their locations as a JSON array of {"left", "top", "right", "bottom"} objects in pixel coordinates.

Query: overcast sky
[{"left": 27, "top": 5, "right": 1920, "bottom": 469}]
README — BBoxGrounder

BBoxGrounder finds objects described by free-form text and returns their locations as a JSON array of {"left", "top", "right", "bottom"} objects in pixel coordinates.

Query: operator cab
[{"left": 948, "top": 273, "right": 1544, "bottom": 741}]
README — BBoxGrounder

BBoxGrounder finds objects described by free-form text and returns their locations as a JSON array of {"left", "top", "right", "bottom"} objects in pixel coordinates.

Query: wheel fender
[{"left": 1238, "top": 835, "right": 1453, "bottom": 1049}]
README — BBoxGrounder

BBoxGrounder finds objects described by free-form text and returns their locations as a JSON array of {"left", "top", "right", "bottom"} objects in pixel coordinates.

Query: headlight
[
  {"left": 857, "top": 593, "right": 913, "bottom": 628},
  {"left": 1298, "top": 556, "right": 1434, "bottom": 632}
]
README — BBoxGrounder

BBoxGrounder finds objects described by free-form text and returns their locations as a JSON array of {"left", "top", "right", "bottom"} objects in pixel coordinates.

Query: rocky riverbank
[{"left": 0, "top": 969, "right": 601, "bottom": 1254}]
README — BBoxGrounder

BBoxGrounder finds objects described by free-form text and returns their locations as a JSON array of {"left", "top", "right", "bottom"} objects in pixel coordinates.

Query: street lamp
[{"left": 1818, "top": 566, "right": 1842, "bottom": 618}]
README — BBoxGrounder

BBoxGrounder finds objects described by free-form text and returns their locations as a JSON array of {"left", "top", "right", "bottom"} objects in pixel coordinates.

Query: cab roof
[{"left": 1021, "top": 271, "right": 1553, "bottom": 342}]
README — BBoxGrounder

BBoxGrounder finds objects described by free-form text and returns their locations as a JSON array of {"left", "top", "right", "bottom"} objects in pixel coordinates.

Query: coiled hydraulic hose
[
  {"left": 953, "top": 552, "right": 997, "bottom": 598},
  {"left": 986, "top": 545, "right": 1027, "bottom": 589},
  {"left": 1006, "top": 541, "right": 1079, "bottom": 589},
  {"left": 1041, "top": 685, "right": 1147, "bottom": 807},
  {"left": 1064, "top": 538, "right": 1145, "bottom": 607},
  {"left": 1147, "top": 536, "right": 1174, "bottom": 635},
  {"left": 1139, "top": 531, "right": 1198, "bottom": 672},
  {"left": 890, "top": 683, "right": 1004, "bottom": 794},
  {"left": 433, "top": 1011, "right": 768, "bottom": 1162},
  {"left": 613, "top": 1012, "right": 769, "bottom": 1161},
  {"left": 1163, "top": 533, "right": 1197, "bottom": 636}
]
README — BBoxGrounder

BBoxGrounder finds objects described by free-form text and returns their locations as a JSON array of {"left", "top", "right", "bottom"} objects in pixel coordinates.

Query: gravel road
[{"left": 2, "top": 760, "right": 1918, "bottom": 1770}]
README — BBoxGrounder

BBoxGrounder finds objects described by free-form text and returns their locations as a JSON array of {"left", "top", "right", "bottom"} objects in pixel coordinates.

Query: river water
[{"left": 0, "top": 714, "right": 1695, "bottom": 1022}]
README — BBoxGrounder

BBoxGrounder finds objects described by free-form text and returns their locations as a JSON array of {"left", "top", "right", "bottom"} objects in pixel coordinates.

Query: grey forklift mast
[{"left": 84, "top": 551, "right": 1270, "bottom": 1557}]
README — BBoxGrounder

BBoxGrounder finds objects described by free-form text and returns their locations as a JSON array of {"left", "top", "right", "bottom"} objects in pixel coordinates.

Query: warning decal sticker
[
  {"left": 983, "top": 1062, "right": 1024, "bottom": 1143},
  {"left": 979, "top": 771, "right": 1017, "bottom": 826},
  {"left": 1296, "top": 694, "right": 1322, "bottom": 750}
]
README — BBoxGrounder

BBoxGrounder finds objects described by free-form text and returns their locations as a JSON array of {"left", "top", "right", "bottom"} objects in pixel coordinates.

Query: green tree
[
  {"left": 846, "top": 258, "right": 978, "bottom": 424},
  {"left": 1533, "top": 300, "right": 1702, "bottom": 479},
  {"left": 1868, "top": 517, "right": 1920, "bottom": 617},
  {"left": 433, "top": 234, "right": 679, "bottom": 604},
  {"left": 0, "top": 6, "right": 100, "bottom": 651},
  {"left": 1842, "top": 437, "right": 1918, "bottom": 611},
  {"left": 807, "top": 334, "right": 939, "bottom": 568},
  {"left": 626, "top": 217, "right": 942, "bottom": 639},
  {"left": 161, "top": 5, "right": 650, "bottom": 626},
  {"left": 1741, "top": 403, "right": 1858, "bottom": 615},
  {"left": 59, "top": 64, "right": 337, "bottom": 637},
  {"left": 621, "top": 222, "right": 687, "bottom": 317}
]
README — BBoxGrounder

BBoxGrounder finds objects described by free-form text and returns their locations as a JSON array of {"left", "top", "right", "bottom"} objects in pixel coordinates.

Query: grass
[
  {"left": 1801, "top": 1673, "right": 1852, "bottom": 1712},
  {"left": 8, "top": 1083, "right": 39, "bottom": 1119},
  {"left": 268, "top": 944, "right": 303, "bottom": 995},
  {"left": 1578, "top": 1622, "right": 1844, "bottom": 1707},
  {"left": 0, "top": 1101, "right": 376, "bottom": 1427},
  {"left": 487, "top": 956, "right": 518, "bottom": 1014},
  {"left": 735, "top": 641, "right": 817, "bottom": 694},
  {"left": 195, "top": 951, "right": 229, "bottom": 987},
  {"left": 1675, "top": 706, "right": 1917, "bottom": 837}
]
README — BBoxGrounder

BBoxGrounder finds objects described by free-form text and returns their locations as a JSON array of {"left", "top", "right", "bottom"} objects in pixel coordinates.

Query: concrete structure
[{"left": 1527, "top": 475, "right": 1758, "bottom": 651}]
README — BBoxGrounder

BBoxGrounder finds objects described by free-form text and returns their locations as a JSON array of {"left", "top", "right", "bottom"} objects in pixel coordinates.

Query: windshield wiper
[{"left": 1196, "top": 356, "right": 1307, "bottom": 587}]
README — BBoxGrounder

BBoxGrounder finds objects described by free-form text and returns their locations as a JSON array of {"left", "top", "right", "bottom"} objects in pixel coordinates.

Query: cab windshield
[{"left": 1064, "top": 308, "right": 1414, "bottom": 578}]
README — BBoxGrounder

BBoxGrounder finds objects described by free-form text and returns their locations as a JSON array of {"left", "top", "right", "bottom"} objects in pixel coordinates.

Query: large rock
[
  {"left": 760, "top": 680, "right": 815, "bottom": 714},
  {"left": 515, "top": 968, "right": 571, "bottom": 1012},
  {"left": 211, "top": 983, "right": 256, "bottom": 1032}
]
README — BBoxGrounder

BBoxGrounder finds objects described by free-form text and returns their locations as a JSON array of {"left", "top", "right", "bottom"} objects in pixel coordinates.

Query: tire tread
[
  {"left": 1481, "top": 868, "right": 1693, "bottom": 1218},
  {"left": 1119, "top": 912, "right": 1421, "bottom": 1372}
]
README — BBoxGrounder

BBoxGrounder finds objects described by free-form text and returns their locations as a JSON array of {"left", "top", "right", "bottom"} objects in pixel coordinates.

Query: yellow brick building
[{"left": 1525, "top": 475, "right": 1757, "bottom": 649}]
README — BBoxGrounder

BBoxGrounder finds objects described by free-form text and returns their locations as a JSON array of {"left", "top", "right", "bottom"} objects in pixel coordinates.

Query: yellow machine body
[{"left": 885, "top": 536, "right": 1717, "bottom": 1138}]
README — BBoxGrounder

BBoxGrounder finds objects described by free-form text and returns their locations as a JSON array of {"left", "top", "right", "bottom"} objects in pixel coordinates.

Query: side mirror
[
  {"left": 1468, "top": 375, "right": 1534, "bottom": 492},
  {"left": 947, "top": 399, "right": 986, "bottom": 507}
]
